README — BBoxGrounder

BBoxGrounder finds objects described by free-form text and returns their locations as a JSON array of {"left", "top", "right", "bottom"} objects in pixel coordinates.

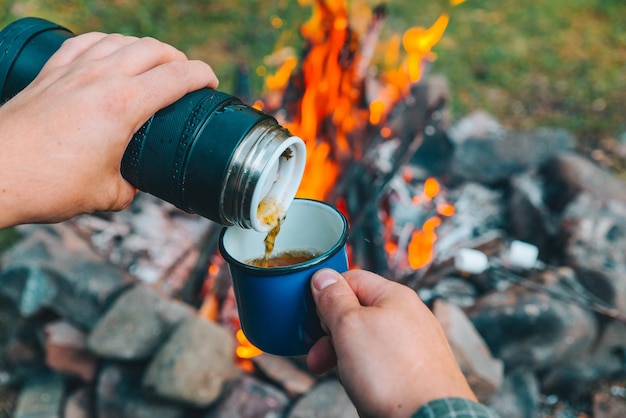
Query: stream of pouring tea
[{"left": 256, "top": 198, "right": 283, "bottom": 268}]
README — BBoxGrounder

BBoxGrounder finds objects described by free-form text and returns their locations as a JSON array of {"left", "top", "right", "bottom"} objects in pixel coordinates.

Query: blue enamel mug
[{"left": 219, "top": 198, "right": 349, "bottom": 356}]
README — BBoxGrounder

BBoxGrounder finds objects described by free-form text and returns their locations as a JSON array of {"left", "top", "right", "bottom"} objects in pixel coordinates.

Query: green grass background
[{"left": 0, "top": 0, "right": 624, "bottom": 250}]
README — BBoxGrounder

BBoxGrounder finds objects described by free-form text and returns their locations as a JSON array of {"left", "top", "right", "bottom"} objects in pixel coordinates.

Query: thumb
[{"left": 311, "top": 268, "right": 360, "bottom": 332}]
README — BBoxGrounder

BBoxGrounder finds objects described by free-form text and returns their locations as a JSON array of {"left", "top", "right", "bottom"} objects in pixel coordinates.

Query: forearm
[
  {"left": 0, "top": 194, "right": 22, "bottom": 229},
  {"left": 0, "top": 119, "right": 25, "bottom": 228},
  {"left": 0, "top": 111, "right": 54, "bottom": 228}
]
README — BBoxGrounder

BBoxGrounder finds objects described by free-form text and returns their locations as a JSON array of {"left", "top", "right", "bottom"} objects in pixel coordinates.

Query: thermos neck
[{"left": 221, "top": 119, "right": 305, "bottom": 231}]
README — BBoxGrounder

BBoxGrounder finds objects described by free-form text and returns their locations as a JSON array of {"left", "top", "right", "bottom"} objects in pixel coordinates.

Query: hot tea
[
  {"left": 248, "top": 249, "right": 320, "bottom": 268},
  {"left": 257, "top": 197, "right": 285, "bottom": 267},
  {"left": 252, "top": 198, "right": 321, "bottom": 268}
]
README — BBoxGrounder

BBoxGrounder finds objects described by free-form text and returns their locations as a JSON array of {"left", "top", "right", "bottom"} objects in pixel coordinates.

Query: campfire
[{"left": 1, "top": 1, "right": 626, "bottom": 417}]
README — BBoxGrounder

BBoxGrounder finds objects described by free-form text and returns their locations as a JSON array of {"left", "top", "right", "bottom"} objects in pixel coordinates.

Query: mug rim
[{"left": 219, "top": 198, "right": 348, "bottom": 276}]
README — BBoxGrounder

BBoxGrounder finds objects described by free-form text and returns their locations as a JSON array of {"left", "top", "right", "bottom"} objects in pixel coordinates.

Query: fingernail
[{"left": 312, "top": 269, "right": 339, "bottom": 291}]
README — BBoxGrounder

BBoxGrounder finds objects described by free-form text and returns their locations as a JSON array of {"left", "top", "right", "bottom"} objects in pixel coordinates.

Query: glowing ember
[
  {"left": 424, "top": 176, "right": 441, "bottom": 199},
  {"left": 198, "top": 293, "right": 219, "bottom": 322},
  {"left": 436, "top": 202, "right": 456, "bottom": 217},
  {"left": 407, "top": 216, "right": 442, "bottom": 270},
  {"left": 236, "top": 329, "right": 263, "bottom": 359},
  {"left": 405, "top": 177, "right": 456, "bottom": 270},
  {"left": 383, "top": 176, "right": 456, "bottom": 272}
]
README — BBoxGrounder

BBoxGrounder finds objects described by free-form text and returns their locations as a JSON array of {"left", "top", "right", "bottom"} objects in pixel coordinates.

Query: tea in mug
[{"left": 248, "top": 249, "right": 320, "bottom": 268}]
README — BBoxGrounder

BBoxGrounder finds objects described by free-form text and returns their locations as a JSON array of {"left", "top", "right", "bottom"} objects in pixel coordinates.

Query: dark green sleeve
[{"left": 412, "top": 397, "right": 501, "bottom": 418}]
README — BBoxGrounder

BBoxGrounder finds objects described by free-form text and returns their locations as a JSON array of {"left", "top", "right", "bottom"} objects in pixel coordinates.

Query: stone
[
  {"left": 507, "top": 172, "right": 559, "bottom": 253},
  {"left": 205, "top": 375, "right": 289, "bottom": 418},
  {"left": 0, "top": 294, "right": 29, "bottom": 369},
  {"left": 287, "top": 380, "right": 359, "bottom": 418},
  {"left": 541, "top": 362, "right": 602, "bottom": 401},
  {"left": 487, "top": 370, "right": 540, "bottom": 418},
  {"left": 559, "top": 192, "right": 626, "bottom": 311},
  {"left": 252, "top": 354, "right": 317, "bottom": 398},
  {"left": 586, "top": 320, "right": 626, "bottom": 377},
  {"left": 450, "top": 127, "right": 574, "bottom": 186},
  {"left": 87, "top": 285, "right": 194, "bottom": 360},
  {"left": 593, "top": 384, "right": 626, "bottom": 418},
  {"left": 45, "top": 321, "right": 97, "bottom": 382},
  {"left": 64, "top": 387, "right": 93, "bottom": 418},
  {"left": 142, "top": 315, "right": 237, "bottom": 408},
  {"left": 541, "top": 152, "right": 626, "bottom": 212},
  {"left": 97, "top": 363, "right": 187, "bottom": 418},
  {"left": 447, "top": 110, "right": 505, "bottom": 145},
  {"left": 561, "top": 193, "right": 626, "bottom": 273},
  {"left": 0, "top": 226, "right": 134, "bottom": 329},
  {"left": 541, "top": 316, "right": 626, "bottom": 401},
  {"left": 13, "top": 371, "right": 65, "bottom": 418},
  {"left": 432, "top": 278, "right": 478, "bottom": 308},
  {"left": 433, "top": 299, "right": 504, "bottom": 398},
  {"left": 467, "top": 272, "right": 598, "bottom": 370}
]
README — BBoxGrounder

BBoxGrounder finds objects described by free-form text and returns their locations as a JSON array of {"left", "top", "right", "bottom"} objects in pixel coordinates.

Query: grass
[
  {"left": 0, "top": 0, "right": 624, "bottom": 247},
  {"left": 1, "top": 0, "right": 623, "bottom": 144}
]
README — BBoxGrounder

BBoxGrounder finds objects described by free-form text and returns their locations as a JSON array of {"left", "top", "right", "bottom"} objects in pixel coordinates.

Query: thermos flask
[{"left": 0, "top": 17, "right": 306, "bottom": 232}]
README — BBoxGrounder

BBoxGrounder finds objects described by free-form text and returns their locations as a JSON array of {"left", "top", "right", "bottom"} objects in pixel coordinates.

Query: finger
[
  {"left": 306, "top": 336, "right": 337, "bottom": 375},
  {"left": 75, "top": 33, "right": 140, "bottom": 63},
  {"left": 130, "top": 60, "right": 219, "bottom": 123},
  {"left": 106, "top": 36, "right": 188, "bottom": 75},
  {"left": 310, "top": 269, "right": 361, "bottom": 331},
  {"left": 343, "top": 269, "right": 415, "bottom": 307},
  {"left": 43, "top": 32, "right": 108, "bottom": 69}
]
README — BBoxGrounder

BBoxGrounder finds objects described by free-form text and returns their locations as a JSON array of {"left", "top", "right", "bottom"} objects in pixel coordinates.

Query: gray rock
[
  {"left": 287, "top": 380, "right": 359, "bottom": 418},
  {"left": 97, "top": 363, "right": 187, "bottom": 418},
  {"left": 142, "top": 315, "right": 237, "bottom": 408},
  {"left": 433, "top": 299, "right": 504, "bottom": 398},
  {"left": 13, "top": 371, "right": 65, "bottom": 418},
  {"left": 0, "top": 227, "right": 134, "bottom": 329},
  {"left": 447, "top": 110, "right": 505, "bottom": 145},
  {"left": 487, "top": 371, "right": 540, "bottom": 418},
  {"left": 507, "top": 172, "right": 560, "bottom": 253},
  {"left": 206, "top": 375, "right": 289, "bottom": 418},
  {"left": 561, "top": 193, "right": 626, "bottom": 274},
  {"left": 468, "top": 271, "right": 598, "bottom": 370},
  {"left": 450, "top": 128, "right": 574, "bottom": 186},
  {"left": 592, "top": 383, "right": 626, "bottom": 418},
  {"left": 541, "top": 362, "right": 604, "bottom": 401},
  {"left": 252, "top": 354, "right": 317, "bottom": 398},
  {"left": 544, "top": 310, "right": 626, "bottom": 396},
  {"left": 88, "top": 285, "right": 194, "bottom": 360},
  {"left": 541, "top": 152, "right": 626, "bottom": 212},
  {"left": 64, "top": 387, "right": 93, "bottom": 418}
]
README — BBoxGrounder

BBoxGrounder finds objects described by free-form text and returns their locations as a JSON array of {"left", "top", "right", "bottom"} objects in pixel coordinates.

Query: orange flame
[
  {"left": 236, "top": 329, "right": 264, "bottom": 359},
  {"left": 262, "top": 1, "right": 464, "bottom": 201},
  {"left": 290, "top": 0, "right": 359, "bottom": 200},
  {"left": 402, "top": 13, "right": 450, "bottom": 83}
]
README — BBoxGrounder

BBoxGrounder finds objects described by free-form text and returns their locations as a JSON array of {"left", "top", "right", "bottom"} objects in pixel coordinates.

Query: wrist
[{"left": 0, "top": 189, "right": 23, "bottom": 229}]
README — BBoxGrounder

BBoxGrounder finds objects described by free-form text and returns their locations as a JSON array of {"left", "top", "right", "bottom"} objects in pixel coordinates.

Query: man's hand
[{"left": 0, "top": 32, "right": 218, "bottom": 228}]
